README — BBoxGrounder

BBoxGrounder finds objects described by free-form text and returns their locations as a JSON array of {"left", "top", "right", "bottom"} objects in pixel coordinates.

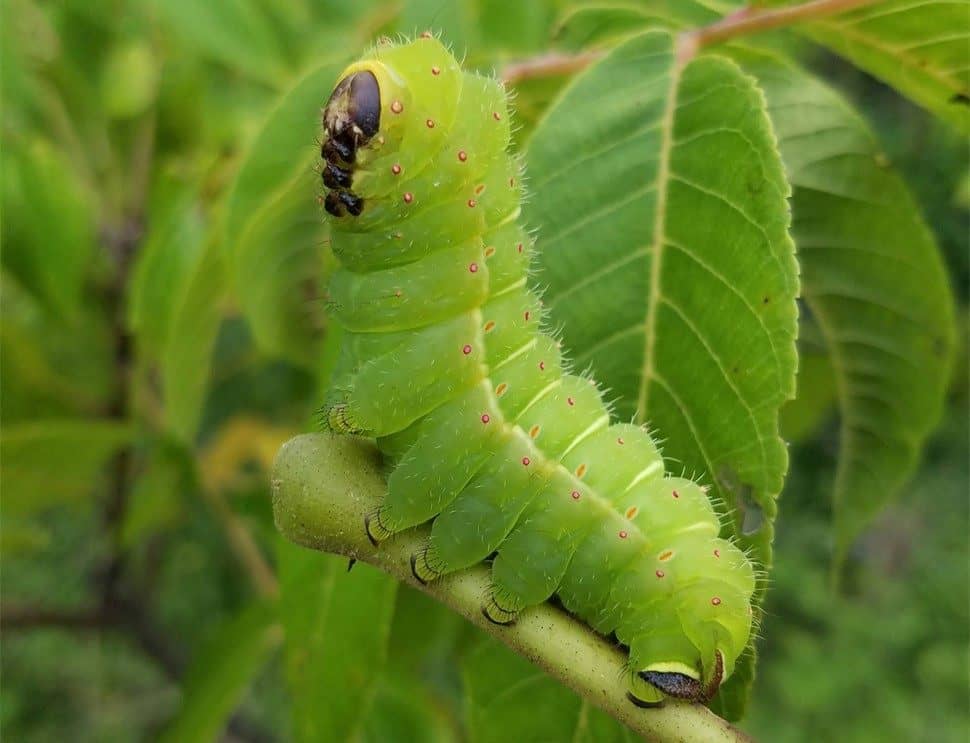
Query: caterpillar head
[
  {"left": 320, "top": 36, "right": 463, "bottom": 219},
  {"left": 321, "top": 70, "right": 381, "bottom": 216}
]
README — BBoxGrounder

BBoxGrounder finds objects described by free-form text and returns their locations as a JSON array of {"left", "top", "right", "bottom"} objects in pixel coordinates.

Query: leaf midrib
[{"left": 636, "top": 51, "right": 685, "bottom": 421}]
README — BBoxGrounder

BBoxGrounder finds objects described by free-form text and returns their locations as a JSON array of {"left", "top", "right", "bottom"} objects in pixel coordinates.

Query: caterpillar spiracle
[{"left": 318, "top": 34, "right": 755, "bottom": 707}]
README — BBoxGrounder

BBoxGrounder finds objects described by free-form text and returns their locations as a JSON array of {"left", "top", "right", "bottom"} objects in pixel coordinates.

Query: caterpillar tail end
[{"left": 637, "top": 650, "right": 725, "bottom": 704}]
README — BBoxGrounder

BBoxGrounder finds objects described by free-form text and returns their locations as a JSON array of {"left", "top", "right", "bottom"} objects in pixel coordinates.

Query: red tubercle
[
  {"left": 458, "top": 150, "right": 468, "bottom": 162},
  {"left": 481, "top": 413, "right": 490, "bottom": 424},
  {"left": 426, "top": 118, "right": 435, "bottom": 128},
  {"left": 566, "top": 397, "right": 575, "bottom": 406},
  {"left": 521, "top": 457, "right": 530, "bottom": 466},
  {"left": 467, "top": 199, "right": 477, "bottom": 208},
  {"left": 390, "top": 100, "right": 404, "bottom": 114},
  {"left": 655, "top": 570, "right": 665, "bottom": 579},
  {"left": 469, "top": 262, "right": 478, "bottom": 273},
  {"left": 461, "top": 344, "right": 472, "bottom": 355},
  {"left": 571, "top": 490, "right": 581, "bottom": 501},
  {"left": 403, "top": 192, "right": 414, "bottom": 204},
  {"left": 711, "top": 597, "right": 722, "bottom": 606},
  {"left": 391, "top": 164, "right": 402, "bottom": 175},
  {"left": 618, "top": 530, "right": 628, "bottom": 539},
  {"left": 671, "top": 489, "right": 680, "bottom": 499},
  {"left": 431, "top": 66, "right": 440, "bottom": 75}
]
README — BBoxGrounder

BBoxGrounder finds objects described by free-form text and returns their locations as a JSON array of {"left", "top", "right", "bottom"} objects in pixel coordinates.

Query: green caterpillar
[{"left": 319, "top": 33, "right": 755, "bottom": 706}]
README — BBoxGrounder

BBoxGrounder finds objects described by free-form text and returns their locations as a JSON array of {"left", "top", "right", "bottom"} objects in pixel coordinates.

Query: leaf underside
[
  {"left": 796, "top": 0, "right": 970, "bottom": 134},
  {"left": 741, "top": 49, "right": 957, "bottom": 561}
]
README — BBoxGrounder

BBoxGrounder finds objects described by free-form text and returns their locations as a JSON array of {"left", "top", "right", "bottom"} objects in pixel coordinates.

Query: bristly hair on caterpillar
[{"left": 315, "top": 33, "right": 757, "bottom": 708}]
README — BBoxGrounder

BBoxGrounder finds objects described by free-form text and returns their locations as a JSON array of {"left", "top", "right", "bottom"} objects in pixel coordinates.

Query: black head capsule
[{"left": 322, "top": 70, "right": 381, "bottom": 155}]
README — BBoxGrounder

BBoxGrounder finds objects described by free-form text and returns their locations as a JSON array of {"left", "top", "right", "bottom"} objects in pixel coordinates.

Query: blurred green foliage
[{"left": 2, "top": 1, "right": 966, "bottom": 741}]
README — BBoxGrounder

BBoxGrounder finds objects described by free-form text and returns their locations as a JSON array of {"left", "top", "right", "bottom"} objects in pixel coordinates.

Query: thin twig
[
  {"left": 273, "top": 434, "right": 756, "bottom": 743},
  {"left": 501, "top": 50, "right": 604, "bottom": 85},
  {"left": 683, "top": 0, "right": 879, "bottom": 52},
  {"left": 500, "top": 0, "right": 880, "bottom": 84}
]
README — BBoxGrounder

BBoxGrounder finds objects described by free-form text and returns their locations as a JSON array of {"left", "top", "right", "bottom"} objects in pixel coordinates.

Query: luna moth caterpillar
[{"left": 318, "top": 33, "right": 755, "bottom": 707}]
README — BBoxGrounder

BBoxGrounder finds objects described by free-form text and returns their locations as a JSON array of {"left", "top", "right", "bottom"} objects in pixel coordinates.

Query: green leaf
[
  {"left": 278, "top": 539, "right": 398, "bottom": 742},
  {"left": 225, "top": 61, "right": 343, "bottom": 364},
  {"left": 0, "top": 517, "right": 50, "bottom": 556},
  {"left": 160, "top": 600, "right": 280, "bottom": 743},
  {"left": 100, "top": 40, "right": 159, "bottom": 119},
  {"left": 523, "top": 30, "right": 798, "bottom": 715},
  {"left": 128, "top": 174, "right": 207, "bottom": 358},
  {"left": 361, "top": 675, "right": 459, "bottom": 743},
  {"left": 739, "top": 50, "right": 957, "bottom": 562},
  {"left": 780, "top": 341, "right": 837, "bottom": 445},
  {"left": 1, "top": 137, "right": 97, "bottom": 320},
  {"left": 1, "top": 419, "right": 133, "bottom": 515},
  {"left": 162, "top": 239, "right": 226, "bottom": 444},
  {"left": 462, "top": 638, "right": 635, "bottom": 743},
  {"left": 0, "top": 282, "right": 112, "bottom": 420},
  {"left": 552, "top": 1, "right": 722, "bottom": 50},
  {"left": 151, "top": 0, "right": 291, "bottom": 87},
  {"left": 793, "top": 0, "right": 970, "bottom": 133},
  {"left": 121, "top": 443, "right": 187, "bottom": 548},
  {"left": 232, "top": 174, "right": 328, "bottom": 365}
]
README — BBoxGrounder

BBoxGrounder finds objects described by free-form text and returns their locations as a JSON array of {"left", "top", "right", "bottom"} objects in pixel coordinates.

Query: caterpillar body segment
[{"left": 319, "top": 35, "right": 755, "bottom": 706}]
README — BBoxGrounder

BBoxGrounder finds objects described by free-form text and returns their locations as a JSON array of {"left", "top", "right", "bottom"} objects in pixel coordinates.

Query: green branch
[{"left": 272, "top": 434, "right": 755, "bottom": 743}]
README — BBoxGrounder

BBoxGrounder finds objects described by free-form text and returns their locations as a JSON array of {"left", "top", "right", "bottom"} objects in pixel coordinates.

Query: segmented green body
[{"left": 319, "top": 34, "right": 754, "bottom": 705}]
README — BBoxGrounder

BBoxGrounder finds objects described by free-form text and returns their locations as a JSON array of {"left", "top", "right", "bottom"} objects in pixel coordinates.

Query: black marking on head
[{"left": 639, "top": 670, "right": 704, "bottom": 701}]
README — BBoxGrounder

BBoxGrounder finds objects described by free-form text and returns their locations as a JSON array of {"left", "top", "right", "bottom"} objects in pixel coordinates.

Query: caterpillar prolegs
[{"left": 319, "top": 34, "right": 755, "bottom": 706}]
